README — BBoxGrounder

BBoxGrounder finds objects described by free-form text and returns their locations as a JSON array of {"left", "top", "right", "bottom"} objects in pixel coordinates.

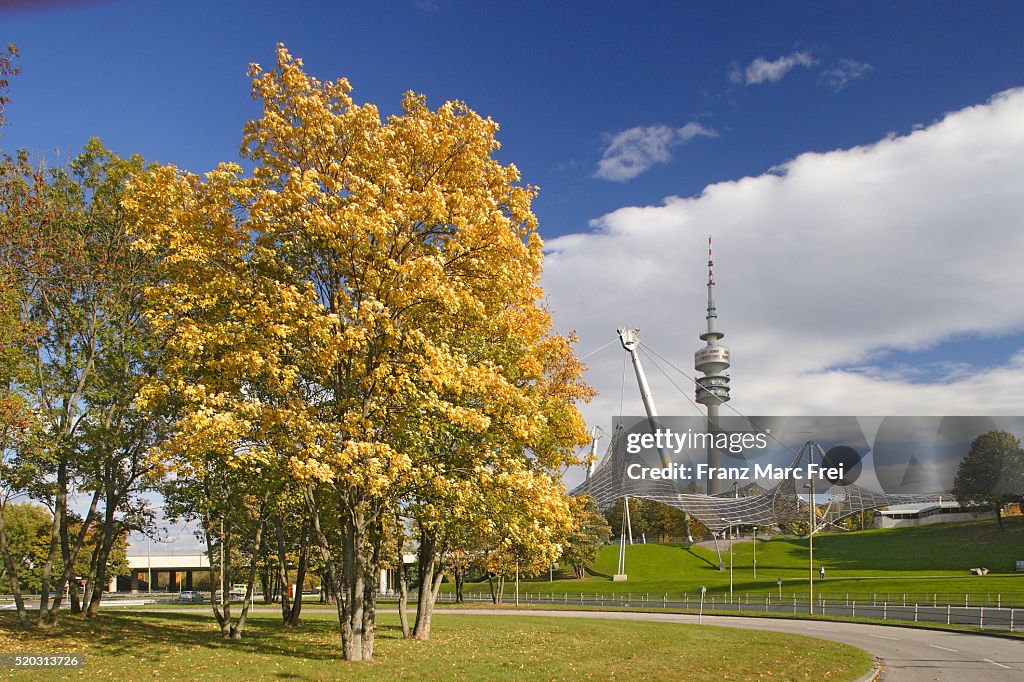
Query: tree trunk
[
  {"left": 261, "top": 563, "right": 272, "bottom": 604},
  {"left": 85, "top": 497, "right": 118, "bottom": 618},
  {"left": 82, "top": 536, "right": 102, "bottom": 614},
  {"left": 340, "top": 502, "right": 366, "bottom": 660},
  {"left": 455, "top": 568, "right": 464, "bottom": 604},
  {"left": 398, "top": 553, "right": 410, "bottom": 639},
  {"left": 412, "top": 530, "right": 447, "bottom": 640},
  {"left": 60, "top": 509, "right": 80, "bottom": 614},
  {"left": 229, "top": 496, "right": 267, "bottom": 641},
  {"left": 361, "top": 539, "right": 379, "bottom": 660},
  {"left": 85, "top": 532, "right": 113, "bottom": 617},
  {"left": 412, "top": 530, "right": 437, "bottom": 639},
  {"left": 37, "top": 461, "right": 66, "bottom": 626},
  {"left": 303, "top": 484, "right": 348, "bottom": 656},
  {"left": 287, "top": 524, "right": 309, "bottom": 627},
  {"left": 273, "top": 516, "right": 293, "bottom": 624},
  {"left": 204, "top": 510, "right": 231, "bottom": 635},
  {"left": 487, "top": 571, "right": 497, "bottom": 604},
  {"left": 41, "top": 487, "right": 100, "bottom": 627}
]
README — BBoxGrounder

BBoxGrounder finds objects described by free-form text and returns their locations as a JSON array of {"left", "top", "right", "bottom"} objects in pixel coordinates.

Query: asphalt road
[{"left": 436, "top": 608, "right": 1024, "bottom": 682}]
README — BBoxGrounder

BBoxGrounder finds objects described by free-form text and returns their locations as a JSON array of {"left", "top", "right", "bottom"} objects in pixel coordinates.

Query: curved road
[{"left": 437, "top": 608, "right": 1023, "bottom": 681}]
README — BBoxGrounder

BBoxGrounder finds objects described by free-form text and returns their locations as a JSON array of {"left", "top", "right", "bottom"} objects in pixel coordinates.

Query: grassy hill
[{"left": 458, "top": 517, "right": 1024, "bottom": 602}]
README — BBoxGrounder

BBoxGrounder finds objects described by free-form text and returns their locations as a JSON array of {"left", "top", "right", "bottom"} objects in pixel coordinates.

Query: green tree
[
  {"left": 561, "top": 495, "right": 611, "bottom": 578},
  {"left": 0, "top": 503, "right": 50, "bottom": 593},
  {"left": 952, "top": 430, "right": 1024, "bottom": 530},
  {"left": 0, "top": 503, "right": 127, "bottom": 596},
  {"left": 0, "top": 139, "right": 158, "bottom": 627}
]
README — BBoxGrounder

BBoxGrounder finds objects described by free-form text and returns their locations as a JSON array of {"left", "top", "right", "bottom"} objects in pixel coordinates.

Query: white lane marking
[
  {"left": 869, "top": 634, "right": 900, "bottom": 640},
  {"left": 929, "top": 645, "right": 958, "bottom": 653},
  {"left": 982, "top": 659, "right": 1011, "bottom": 670}
]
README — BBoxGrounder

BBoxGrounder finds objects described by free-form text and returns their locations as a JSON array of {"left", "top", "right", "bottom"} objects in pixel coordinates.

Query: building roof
[{"left": 876, "top": 500, "right": 961, "bottom": 516}]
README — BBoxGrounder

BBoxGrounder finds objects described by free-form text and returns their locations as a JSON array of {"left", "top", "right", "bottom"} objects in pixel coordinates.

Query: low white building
[{"left": 873, "top": 500, "right": 994, "bottom": 528}]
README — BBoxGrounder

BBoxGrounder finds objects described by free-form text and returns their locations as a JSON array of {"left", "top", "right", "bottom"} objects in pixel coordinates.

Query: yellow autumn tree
[{"left": 127, "top": 44, "right": 591, "bottom": 662}]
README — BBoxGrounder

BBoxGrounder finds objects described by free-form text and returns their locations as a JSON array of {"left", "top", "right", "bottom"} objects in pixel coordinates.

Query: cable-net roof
[{"left": 572, "top": 426, "right": 943, "bottom": 533}]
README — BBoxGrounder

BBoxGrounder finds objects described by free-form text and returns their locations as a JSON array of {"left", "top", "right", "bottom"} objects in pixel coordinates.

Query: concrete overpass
[{"left": 125, "top": 554, "right": 211, "bottom": 593}]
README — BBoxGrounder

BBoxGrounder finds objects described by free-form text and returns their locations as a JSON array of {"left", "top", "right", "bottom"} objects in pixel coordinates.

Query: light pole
[
  {"left": 726, "top": 518, "right": 744, "bottom": 603},
  {"left": 729, "top": 524, "right": 733, "bottom": 603},
  {"left": 752, "top": 525, "right": 757, "bottom": 580},
  {"left": 805, "top": 481, "right": 815, "bottom": 615}
]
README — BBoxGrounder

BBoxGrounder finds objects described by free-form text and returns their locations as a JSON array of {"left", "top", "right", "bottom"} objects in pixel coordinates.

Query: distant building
[
  {"left": 873, "top": 500, "right": 994, "bottom": 528},
  {"left": 124, "top": 554, "right": 211, "bottom": 593}
]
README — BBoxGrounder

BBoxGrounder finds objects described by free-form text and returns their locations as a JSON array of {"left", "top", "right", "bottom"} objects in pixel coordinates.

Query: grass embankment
[
  {"left": 0, "top": 611, "right": 872, "bottom": 681},
  {"left": 454, "top": 518, "right": 1024, "bottom": 601}
]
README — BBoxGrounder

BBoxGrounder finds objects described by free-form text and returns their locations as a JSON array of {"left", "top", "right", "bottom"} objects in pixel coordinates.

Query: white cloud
[
  {"left": 824, "top": 58, "right": 872, "bottom": 90},
  {"left": 594, "top": 122, "right": 717, "bottom": 182},
  {"left": 546, "top": 88, "right": 1024, "bottom": 472},
  {"left": 730, "top": 52, "right": 817, "bottom": 85}
]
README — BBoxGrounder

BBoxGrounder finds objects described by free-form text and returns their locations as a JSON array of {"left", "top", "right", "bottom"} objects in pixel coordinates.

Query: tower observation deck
[{"left": 696, "top": 237, "right": 730, "bottom": 494}]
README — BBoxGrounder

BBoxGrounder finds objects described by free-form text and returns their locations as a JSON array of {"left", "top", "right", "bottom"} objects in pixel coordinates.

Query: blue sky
[
  {"left": 6, "top": 2, "right": 1024, "bottom": 543},
  {"left": 5, "top": 2, "right": 1023, "bottom": 239}
]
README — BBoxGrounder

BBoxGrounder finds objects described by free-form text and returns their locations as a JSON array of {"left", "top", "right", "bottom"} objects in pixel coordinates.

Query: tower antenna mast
[{"left": 695, "top": 236, "right": 731, "bottom": 494}]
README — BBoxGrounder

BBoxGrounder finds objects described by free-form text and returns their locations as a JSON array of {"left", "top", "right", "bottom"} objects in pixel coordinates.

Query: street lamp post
[
  {"left": 729, "top": 524, "right": 733, "bottom": 603},
  {"left": 752, "top": 525, "right": 757, "bottom": 580},
  {"left": 726, "top": 517, "right": 744, "bottom": 604},
  {"left": 805, "top": 481, "right": 815, "bottom": 615}
]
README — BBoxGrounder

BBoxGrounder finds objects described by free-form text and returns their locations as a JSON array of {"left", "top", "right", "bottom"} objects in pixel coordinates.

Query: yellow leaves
[
  {"left": 288, "top": 455, "right": 334, "bottom": 483},
  {"left": 135, "top": 380, "right": 168, "bottom": 412},
  {"left": 126, "top": 45, "right": 594, "bottom": 553}
]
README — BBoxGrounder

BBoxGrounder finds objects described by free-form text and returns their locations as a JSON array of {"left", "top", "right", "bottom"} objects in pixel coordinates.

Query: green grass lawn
[
  {"left": 453, "top": 517, "right": 1024, "bottom": 603},
  {"left": 0, "top": 611, "right": 872, "bottom": 681}
]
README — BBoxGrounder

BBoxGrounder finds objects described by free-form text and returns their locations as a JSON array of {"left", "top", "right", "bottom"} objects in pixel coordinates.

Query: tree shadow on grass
[
  {"left": 0, "top": 611, "right": 406, "bottom": 665},
  {"left": 685, "top": 546, "right": 721, "bottom": 570}
]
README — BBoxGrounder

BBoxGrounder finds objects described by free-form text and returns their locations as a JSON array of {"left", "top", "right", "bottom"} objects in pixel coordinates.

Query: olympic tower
[{"left": 694, "top": 237, "right": 730, "bottom": 494}]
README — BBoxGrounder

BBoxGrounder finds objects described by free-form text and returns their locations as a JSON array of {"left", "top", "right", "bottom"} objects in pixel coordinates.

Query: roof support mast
[
  {"left": 617, "top": 327, "right": 670, "bottom": 469},
  {"left": 614, "top": 327, "right": 695, "bottom": 579}
]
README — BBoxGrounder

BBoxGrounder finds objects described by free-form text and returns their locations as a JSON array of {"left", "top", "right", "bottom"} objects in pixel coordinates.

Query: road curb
[{"left": 857, "top": 658, "right": 882, "bottom": 682}]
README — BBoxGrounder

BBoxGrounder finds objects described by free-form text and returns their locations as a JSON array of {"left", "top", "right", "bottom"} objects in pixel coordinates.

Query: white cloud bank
[
  {"left": 730, "top": 52, "right": 817, "bottom": 85},
  {"left": 594, "top": 122, "right": 717, "bottom": 182},
  {"left": 545, "top": 88, "right": 1024, "bottom": 450}
]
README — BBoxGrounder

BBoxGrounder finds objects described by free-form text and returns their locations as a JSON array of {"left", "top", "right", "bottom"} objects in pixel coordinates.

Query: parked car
[{"left": 177, "top": 591, "right": 204, "bottom": 603}]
